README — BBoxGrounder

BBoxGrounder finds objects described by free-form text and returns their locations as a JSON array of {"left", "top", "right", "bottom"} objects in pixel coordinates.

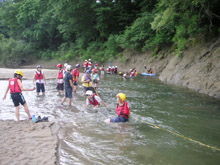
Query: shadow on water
[{"left": 1, "top": 74, "right": 220, "bottom": 165}]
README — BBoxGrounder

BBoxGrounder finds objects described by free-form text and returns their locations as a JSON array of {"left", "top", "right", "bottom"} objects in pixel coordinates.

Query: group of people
[
  {"left": 107, "top": 66, "right": 118, "bottom": 74},
  {"left": 3, "top": 60, "right": 130, "bottom": 123}
]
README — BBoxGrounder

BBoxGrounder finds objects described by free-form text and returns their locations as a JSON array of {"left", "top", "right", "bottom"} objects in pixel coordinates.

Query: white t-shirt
[{"left": 86, "top": 95, "right": 102, "bottom": 105}]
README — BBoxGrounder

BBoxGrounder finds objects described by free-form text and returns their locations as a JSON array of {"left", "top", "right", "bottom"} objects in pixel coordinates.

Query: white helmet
[
  {"left": 89, "top": 59, "right": 91, "bottom": 61},
  {"left": 115, "top": 66, "right": 117, "bottom": 68},
  {"left": 66, "top": 65, "right": 72, "bottom": 71},
  {"left": 112, "top": 66, "right": 115, "bottom": 68},
  {"left": 86, "top": 90, "right": 93, "bottom": 96},
  {"left": 130, "top": 69, "right": 132, "bottom": 71},
  {"left": 64, "top": 63, "right": 68, "bottom": 67},
  {"left": 85, "top": 60, "right": 87, "bottom": 61}
]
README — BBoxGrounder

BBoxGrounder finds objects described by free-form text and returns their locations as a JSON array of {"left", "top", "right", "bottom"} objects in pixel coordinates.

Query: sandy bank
[
  {"left": 0, "top": 68, "right": 84, "bottom": 80},
  {"left": 0, "top": 68, "right": 58, "bottom": 80},
  {"left": 0, "top": 120, "right": 59, "bottom": 165}
]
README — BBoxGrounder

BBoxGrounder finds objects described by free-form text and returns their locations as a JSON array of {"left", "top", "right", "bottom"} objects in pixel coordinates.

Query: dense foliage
[{"left": 0, "top": 0, "right": 219, "bottom": 65}]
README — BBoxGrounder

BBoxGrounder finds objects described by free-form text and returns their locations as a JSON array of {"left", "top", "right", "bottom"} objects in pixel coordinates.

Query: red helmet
[
  {"left": 95, "top": 64, "right": 98, "bottom": 66},
  {"left": 57, "top": 63, "right": 62, "bottom": 68},
  {"left": 92, "top": 69, "right": 97, "bottom": 73}
]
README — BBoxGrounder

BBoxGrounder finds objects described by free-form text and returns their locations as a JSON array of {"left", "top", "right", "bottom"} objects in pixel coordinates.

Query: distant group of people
[
  {"left": 3, "top": 59, "right": 130, "bottom": 124},
  {"left": 107, "top": 66, "right": 118, "bottom": 74}
]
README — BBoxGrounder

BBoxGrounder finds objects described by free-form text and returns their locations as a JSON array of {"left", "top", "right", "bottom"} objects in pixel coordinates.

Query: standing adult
[
  {"left": 3, "top": 70, "right": 35, "bottom": 121},
  {"left": 61, "top": 65, "right": 74, "bottom": 106},
  {"left": 81, "top": 70, "right": 94, "bottom": 95}
]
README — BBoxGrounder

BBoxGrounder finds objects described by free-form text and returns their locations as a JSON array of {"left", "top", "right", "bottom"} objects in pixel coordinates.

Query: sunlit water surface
[{"left": 1, "top": 74, "right": 220, "bottom": 165}]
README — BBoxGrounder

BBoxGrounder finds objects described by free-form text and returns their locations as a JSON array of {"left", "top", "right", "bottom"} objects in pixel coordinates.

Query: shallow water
[{"left": 1, "top": 74, "right": 220, "bottom": 165}]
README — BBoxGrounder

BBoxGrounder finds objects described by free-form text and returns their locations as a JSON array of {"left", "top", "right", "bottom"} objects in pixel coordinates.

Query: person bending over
[{"left": 86, "top": 90, "right": 107, "bottom": 108}]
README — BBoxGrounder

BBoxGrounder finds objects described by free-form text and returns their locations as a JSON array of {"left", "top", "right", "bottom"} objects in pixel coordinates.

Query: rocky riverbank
[{"left": 112, "top": 37, "right": 220, "bottom": 98}]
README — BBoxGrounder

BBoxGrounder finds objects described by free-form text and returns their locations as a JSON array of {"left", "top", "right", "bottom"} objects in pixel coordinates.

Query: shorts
[
  {"left": 110, "top": 116, "right": 128, "bottom": 123},
  {"left": 36, "top": 83, "right": 45, "bottom": 93},
  {"left": 73, "top": 81, "right": 78, "bottom": 86},
  {"left": 65, "top": 87, "right": 72, "bottom": 98},
  {"left": 11, "top": 93, "right": 26, "bottom": 107},
  {"left": 83, "top": 86, "right": 95, "bottom": 93},
  {"left": 56, "top": 83, "right": 64, "bottom": 90}
]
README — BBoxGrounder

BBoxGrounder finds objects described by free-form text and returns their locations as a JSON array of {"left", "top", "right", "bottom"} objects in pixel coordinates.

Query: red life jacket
[
  {"left": 107, "top": 68, "right": 110, "bottom": 72},
  {"left": 9, "top": 78, "right": 21, "bottom": 94},
  {"left": 57, "top": 70, "right": 63, "bottom": 79},
  {"left": 83, "top": 62, "right": 87, "bottom": 67},
  {"left": 72, "top": 68, "right": 79, "bottom": 81},
  {"left": 130, "top": 72, "right": 135, "bottom": 77},
  {"left": 89, "top": 94, "right": 99, "bottom": 106},
  {"left": 116, "top": 101, "right": 130, "bottom": 119},
  {"left": 35, "top": 71, "right": 43, "bottom": 80},
  {"left": 101, "top": 67, "right": 104, "bottom": 71},
  {"left": 115, "top": 68, "right": 117, "bottom": 72},
  {"left": 88, "top": 62, "right": 92, "bottom": 67}
]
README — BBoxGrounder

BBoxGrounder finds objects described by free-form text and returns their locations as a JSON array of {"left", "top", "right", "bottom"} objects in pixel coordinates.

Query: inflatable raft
[{"left": 141, "top": 73, "right": 157, "bottom": 76}]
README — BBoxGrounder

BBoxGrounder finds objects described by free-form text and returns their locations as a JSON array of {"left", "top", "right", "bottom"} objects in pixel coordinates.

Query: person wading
[
  {"left": 61, "top": 65, "right": 74, "bottom": 106},
  {"left": 3, "top": 70, "right": 35, "bottom": 121},
  {"left": 33, "top": 65, "right": 46, "bottom": 96}
]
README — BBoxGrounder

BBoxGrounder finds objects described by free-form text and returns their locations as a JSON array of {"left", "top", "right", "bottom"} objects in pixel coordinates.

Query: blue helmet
[
  {"left": 76, "top": 64, "right": 80, "bottom": 68},
  {"left": 86, "top": 70, "right": 91, "bottom": 74}
]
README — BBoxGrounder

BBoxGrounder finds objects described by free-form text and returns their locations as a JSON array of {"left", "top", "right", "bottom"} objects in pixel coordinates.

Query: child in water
[
  {"left": 105, "top": 93, "right": 130, "bottom": 123},
  {"left": 55, "top": 63, "right": 64, "bottom": 95},
  {"left": 85, "top": 90, "right": 107, "bottom": 108},
  {"left": 33, "top": 65, "right": 46, "bottom": 96}
]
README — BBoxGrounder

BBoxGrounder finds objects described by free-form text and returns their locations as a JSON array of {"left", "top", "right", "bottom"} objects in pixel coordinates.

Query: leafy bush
[{"left": 0, "top": 37, "right": 35, "bottom": 66}]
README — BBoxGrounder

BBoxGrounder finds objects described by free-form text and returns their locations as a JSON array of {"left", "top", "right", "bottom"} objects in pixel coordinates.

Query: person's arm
[
  {"left": 86, "top": 99, "right": 90, "bottom": 108},
  {"left": 3, "top": 83, "right": 10, "bottom": 100},
  {"left": 18, "top": 79, "right": 35, "bottom": 91},
  {"left": 69, "top": 75, "right": 74, "bottom": 89},
  {"left": 101, "top": 100, "right": 107, "bottom": 107},
  {"left": 95, "top": 96, "right": 107, "bottom": 107},
  {"left": 76, "top": 76, "right": 79, "bottom": 83},
  {"left": 81, "top": 76, "right": 90, "bottom": 83},
  {"left": 76, "top": 70, "right": 80, "bottom": 83},
  {"left": 69, "top": 79, "right": 74, "bottom": 89}
]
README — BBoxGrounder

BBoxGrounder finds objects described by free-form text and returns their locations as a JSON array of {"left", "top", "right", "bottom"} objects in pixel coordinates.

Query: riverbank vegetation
[{"left": 0, "top": 0, "right": 219, "bottom": 66}]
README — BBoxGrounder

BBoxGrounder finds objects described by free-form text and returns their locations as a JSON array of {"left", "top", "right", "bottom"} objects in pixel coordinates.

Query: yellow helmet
[
  {"left": 14, "top": 70, "right": 23, "bottom": 77},
  {"left": 117, "top": 93, "right": 126, "bottom": 101}
]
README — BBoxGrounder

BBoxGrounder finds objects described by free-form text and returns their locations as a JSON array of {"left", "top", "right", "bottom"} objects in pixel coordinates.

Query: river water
[{"left": 1, "top": 74, "right": 220, "bottom": 165}]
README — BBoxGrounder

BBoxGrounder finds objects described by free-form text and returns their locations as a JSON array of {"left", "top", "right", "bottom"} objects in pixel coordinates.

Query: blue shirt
[{"left": 64, "top": 72, "right": 73, "bottom": 89}]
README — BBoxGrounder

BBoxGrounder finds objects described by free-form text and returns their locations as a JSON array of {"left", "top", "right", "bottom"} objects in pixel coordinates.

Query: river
[{"left": 1, "top": 73, "right": 220, "bottom": 165}]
